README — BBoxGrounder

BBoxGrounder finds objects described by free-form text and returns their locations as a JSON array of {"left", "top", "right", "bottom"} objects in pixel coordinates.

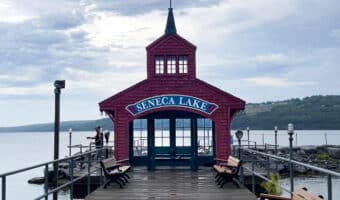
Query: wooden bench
[
  {"left": 260, "top": 187, "right": 324, "bottom": 200},
  {"left": 100, "top": 157, "right": 131, "bottom": 188},
  {"left": 213, "top": 156, "right": 242, "bottom": 188}
]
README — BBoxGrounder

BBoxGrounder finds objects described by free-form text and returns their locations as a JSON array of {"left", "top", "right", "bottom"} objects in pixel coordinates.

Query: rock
[
  {"left": 294, "top": 165, "right": 308, "bottom": 174},
  {"left": 327, "top": 147, "right": 340, "bottom": 159},
  {"left": 300, "top": 146, "right": 318, "bottom": 154},
  {"left": 269, "top": 163, "right": 285, "bottom": 172}
]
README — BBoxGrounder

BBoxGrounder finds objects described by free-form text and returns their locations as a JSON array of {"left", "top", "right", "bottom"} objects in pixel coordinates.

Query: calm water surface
[
  {"left": 0, "top": 131, "right": 94, "bottom": 200},
  {"left": 0, "top": 130, "right": 339, "bottom": 199}
]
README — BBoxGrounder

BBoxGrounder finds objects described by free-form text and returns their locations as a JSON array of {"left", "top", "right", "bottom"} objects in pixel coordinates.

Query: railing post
[
  {"left": 2, "top": 176, "right": 6, "bottom": 200},
  {"left": 288, "top": 123, "right": 294, "bottom": 197},
  {"left": 328, "top": 174, "right": 332, "bottom": 200},
  {"left": 44, "top": 164, "right": 49, "bottom": 200},
  {"left": 69, "top": 129, "right": 72, "bottom": 157},
  {"left": 252, "top": 160, "right": 255, "bottom": 193},
  {"left": 240, "top": 166, "right": 244, "bottom": 185},
  {"left": 247, "top": 127, "right": 250, "bottom": 148},
  {"left": 266, "top": 155, "right": 270, "bottom": 177},
  {"left": 69, "top": 158, "right": 74, "bottom": 200},
  {"left": 87, "top": 153, "right": 91, "bottom": 195}
]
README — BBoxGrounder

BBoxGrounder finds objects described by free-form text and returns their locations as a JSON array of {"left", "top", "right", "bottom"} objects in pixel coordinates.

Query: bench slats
[
  {"left": 100, "top": 157, "right": 131, "bottom": 189},
  {"left": 213, "top": 156, "right": 241, "bottom": 188},
  {"left": 260, "top": 188, "right": 323, "bottom": 200},
  {"left": 293, "top": 188, "right": 323, "bottom": 200}
]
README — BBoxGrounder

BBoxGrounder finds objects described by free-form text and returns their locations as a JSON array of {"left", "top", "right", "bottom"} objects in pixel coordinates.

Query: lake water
[{"left": 0, "top": 130, "right": 339, "bottom": 199}]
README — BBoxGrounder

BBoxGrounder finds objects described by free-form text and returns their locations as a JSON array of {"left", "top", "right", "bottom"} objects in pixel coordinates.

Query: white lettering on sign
[{"left": 126, "top": 95, "right": 218, "bottom": 116}]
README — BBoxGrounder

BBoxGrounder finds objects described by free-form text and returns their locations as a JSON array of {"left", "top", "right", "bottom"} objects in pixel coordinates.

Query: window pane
[
  {"left": 179, "top": 56, "right": 188, "bottom": 74},
  {"left": 141, "top": 130, "right": 147, "bottom": 138},
  {"left": 197, "top": 129, "right": 204, "bottom": 137},
  {"left": 163, "top": 130, "right": 169, "bottom": 137},
  {"left": 133, "top": 119, "right": 148, "bottom": 156},
  {"left": 155, "top": 130, "right": 162, "bottom": 137},
  {"left": 167, "top": 56, "right": 176, "bottom": 74},
  {"left": 155, "top": 138, "right": 162, "bottom": 147},
  {"left": 183, "top": 129, "right": 191, "bottom": 137},
  {"left": 197, "top": 118, "right": 213, "bottom": 156},
  {"left": 163, "top": 138, "right": 170, "bottom": 146},
  {"left": 176, "top": 138, "right": 183, "bottom": 146},
  {"left": 155, "top": 56, "right": 164, "bottom": 74},
  {"left": 183, "top": 138, "right": 191, "bottom": 146}
]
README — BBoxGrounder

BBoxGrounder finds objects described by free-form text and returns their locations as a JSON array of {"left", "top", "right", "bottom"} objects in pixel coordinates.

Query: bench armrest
[
  {"left": 116, "top": 159, "right": 129, "bottom": 164},
  {"left": 260, "top": 193, "right": 290, "bottom": 200},
  {"left": 216, "top": 158, "right": 229, "bottom": 163},
  {"left": 106, "top": 164, "right": 121, "bottom": 171}
]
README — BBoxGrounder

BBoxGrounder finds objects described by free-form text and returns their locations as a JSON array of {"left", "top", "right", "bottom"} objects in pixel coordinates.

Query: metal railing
[
  {"left": 237, "top": 147, "right": 340, "bottom": 200},
  {"left": 0, "top": 147, "right": 108, "bottom": 200}
]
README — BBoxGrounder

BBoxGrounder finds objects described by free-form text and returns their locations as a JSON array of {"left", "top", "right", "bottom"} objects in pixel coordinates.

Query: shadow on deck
[{"left": 85, "top": 167, "right": 257, "bottom": 200}]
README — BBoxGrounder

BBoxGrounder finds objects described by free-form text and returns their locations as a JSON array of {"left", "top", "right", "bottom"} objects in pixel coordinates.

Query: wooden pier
[{"left": 85, "top": 167, "right": 257, "bottom": 200}]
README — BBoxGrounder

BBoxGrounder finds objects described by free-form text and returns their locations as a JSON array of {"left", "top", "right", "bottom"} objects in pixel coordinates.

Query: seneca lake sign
[{"left": 126, "top": 95, "right": 219, "bottom": 116}]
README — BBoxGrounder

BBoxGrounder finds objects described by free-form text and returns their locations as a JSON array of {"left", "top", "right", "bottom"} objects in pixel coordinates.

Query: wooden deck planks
[{"left": 85, "top": 167, "right": 257, "bottom": 200}]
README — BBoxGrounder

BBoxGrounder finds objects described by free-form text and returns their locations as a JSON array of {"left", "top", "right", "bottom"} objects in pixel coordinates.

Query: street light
[
  {"left": 246, "top": 127, "right": 250, "bottom": 148},
  {"left": 287, "top": 123, "right": 294, "bottom": 196},
  {"left": 235, "top": 130, "right": 244, "bottom": 159},
  {"left": 53, "top": 80, "right": 65, "bottom": 200}
]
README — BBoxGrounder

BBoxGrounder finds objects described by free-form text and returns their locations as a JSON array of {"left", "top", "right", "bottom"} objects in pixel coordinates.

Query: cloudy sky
[{"left": 0, "top": 0, "right": 339, "bottom": 127}]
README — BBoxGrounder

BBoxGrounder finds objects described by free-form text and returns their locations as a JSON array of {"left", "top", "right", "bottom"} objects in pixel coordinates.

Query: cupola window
[
  {"left": 167, "top": 56, "right": 176, "bottom": 74},
  {"left": 155, "top": 56, "right": 164, "bottom": 74},
  {"left": 179, "top": 56, "right": 188, "bottom": 74}
]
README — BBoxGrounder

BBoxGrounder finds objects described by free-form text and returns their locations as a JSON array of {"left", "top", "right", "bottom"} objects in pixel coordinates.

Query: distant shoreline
[{"left": 1, "top": 95, "right": 340, "bottom": 132}]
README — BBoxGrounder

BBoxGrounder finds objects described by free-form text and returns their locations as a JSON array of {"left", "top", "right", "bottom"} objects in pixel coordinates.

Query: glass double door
[{"left": 154, "top": 118, "right": 192, "bottom": 158}]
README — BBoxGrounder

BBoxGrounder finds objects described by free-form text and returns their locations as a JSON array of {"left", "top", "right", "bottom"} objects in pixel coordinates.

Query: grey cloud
[
  {"left": 91, "top": 0, "right": 222, "bottom": 15},
  {"left": 35, "top": 10, "right": 86, "bottom": 30}
]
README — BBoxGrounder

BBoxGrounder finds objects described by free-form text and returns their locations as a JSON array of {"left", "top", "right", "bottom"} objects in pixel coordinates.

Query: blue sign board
[{"left": 126, "top": 95, "right": 219, "bottom": 116}]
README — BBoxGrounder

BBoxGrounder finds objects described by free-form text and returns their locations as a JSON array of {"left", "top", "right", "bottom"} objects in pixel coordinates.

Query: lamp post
[
  {"left": 104, "top": 130, "right": 110, "bottom": 158},
  {"left": 235, "top": 130, "right": 244, "bottom": 159},
  {"left": 235, "top": 130, "right": 244, "bottom": 184},
  {"left": 288, "top": 123, "right": 294, "bottom": 196},
  {"left": 274, "top": 126, "right": 278, "bottom": 155},
  {"left": 246, "top": 127, "right": 250, "bottom": 148},
  {"left": 274, "top": 126, "right": 278, "bottom": 172},
  {"left": 53, "top": 80, "right": 65, "bottom": 200}
]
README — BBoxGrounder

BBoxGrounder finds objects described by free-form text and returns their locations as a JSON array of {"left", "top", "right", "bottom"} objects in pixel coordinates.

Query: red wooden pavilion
[{"left": 99, "top": 6, "right": 245, "bottom": 170}]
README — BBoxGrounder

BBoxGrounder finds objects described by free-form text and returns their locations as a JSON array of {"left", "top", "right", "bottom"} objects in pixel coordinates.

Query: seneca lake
[{"left": 0, "top": 130, "right": 339, "bottom": 200}]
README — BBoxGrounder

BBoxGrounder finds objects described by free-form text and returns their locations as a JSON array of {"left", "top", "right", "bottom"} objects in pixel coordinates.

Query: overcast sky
[{"left": 0, "top": 0, "right": 339, "bottom": 127}]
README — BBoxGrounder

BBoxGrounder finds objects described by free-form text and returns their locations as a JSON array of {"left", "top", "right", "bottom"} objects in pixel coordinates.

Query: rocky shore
[{"left": 246, "top": 145, "right": 340, "bottom": 174}]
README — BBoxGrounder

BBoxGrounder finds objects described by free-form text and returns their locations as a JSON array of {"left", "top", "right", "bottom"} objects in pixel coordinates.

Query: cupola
[{"left": 146, "top": 5, "right": 197, "bottom": 80}]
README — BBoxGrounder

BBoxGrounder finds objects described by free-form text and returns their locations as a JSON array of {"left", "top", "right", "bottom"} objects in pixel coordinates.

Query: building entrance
[
  {"left": 154, "top": 118, "right": 191, "bottom": 158},
  {"left": 130, "top": 111, "right": 216, "bottom": 170}
]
